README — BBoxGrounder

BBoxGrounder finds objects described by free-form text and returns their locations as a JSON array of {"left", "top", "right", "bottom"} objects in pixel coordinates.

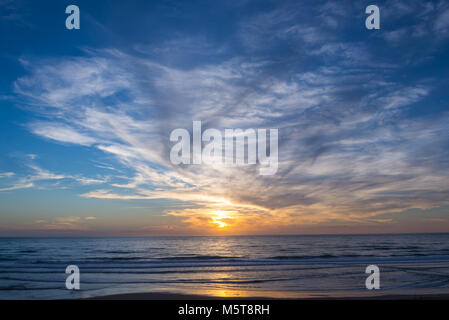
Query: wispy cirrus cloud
[
  {"left": 33, "top": 216, "right": 97, "bottom": 231},
  {"left": 0, "top": 163, "right": 108, "bottom": 192},
  {"left": 6, "top": 0, "right": 449, "bottom": 234},
  {"left": 29, "top": 122, "right": 97, "bottom": 146}
]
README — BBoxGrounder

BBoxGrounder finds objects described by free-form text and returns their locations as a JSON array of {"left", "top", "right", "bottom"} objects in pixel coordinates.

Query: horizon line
[{"left": 1, "top": 231, "right": 449, "bottom": 239}]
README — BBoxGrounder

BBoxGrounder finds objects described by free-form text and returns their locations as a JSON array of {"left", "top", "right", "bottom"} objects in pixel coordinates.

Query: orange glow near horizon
[{"left": 211, "top": 210, "right": 234, "bottom": 230}]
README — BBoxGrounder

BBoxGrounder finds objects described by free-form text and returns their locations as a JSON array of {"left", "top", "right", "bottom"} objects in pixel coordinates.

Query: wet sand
[{"left": 88, "top": 291, "right": 449, "bottom": 300}]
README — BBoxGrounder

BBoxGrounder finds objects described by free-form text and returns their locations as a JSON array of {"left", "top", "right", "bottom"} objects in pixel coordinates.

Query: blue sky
[{"left": 1, "top": 0, "right": 449, "bottom": 236}]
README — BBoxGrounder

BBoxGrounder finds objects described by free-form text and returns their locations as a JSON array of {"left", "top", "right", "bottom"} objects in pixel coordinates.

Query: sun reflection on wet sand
[{"left": 185, "top": 288, "right": 323, "bottom": 299}]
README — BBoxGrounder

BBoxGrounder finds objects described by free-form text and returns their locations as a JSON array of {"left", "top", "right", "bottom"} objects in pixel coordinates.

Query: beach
[
  {"left": 89, "top": 291, "right": 449, "bottom": 300},
  {"left": 1, "top": 234, "right": 449, "bottom": 300}
]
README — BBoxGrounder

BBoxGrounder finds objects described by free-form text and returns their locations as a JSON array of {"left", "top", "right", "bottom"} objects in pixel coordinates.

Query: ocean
[{"left": 1, "top": 233, "right": 449, "bottom": 299}]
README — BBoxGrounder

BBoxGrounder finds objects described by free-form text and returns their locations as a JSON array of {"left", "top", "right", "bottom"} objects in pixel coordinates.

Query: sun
[
  {"left": 214, "top": 220, "right": 228, "bottom": 228},
  {"left": 211, "top": 210, "right": 234, "bottom": 229}
]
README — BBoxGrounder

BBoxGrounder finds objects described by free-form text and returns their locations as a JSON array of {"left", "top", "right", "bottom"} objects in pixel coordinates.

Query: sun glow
[
  {"left": 211, "top": 210, "right": 234, "bottom": 229},
  {"left": 214, "top": 220, "right": 227, "bottom": 228}
]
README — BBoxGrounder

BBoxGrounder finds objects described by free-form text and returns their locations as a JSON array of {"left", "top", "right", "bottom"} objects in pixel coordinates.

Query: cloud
[
  {"left": 9, "top": 1, "right": 449, "bottom": 233},
  {"left": 0, "top": 0, "right": 29, "bottom": 26},
  {"left": 0, "top": 182, "right": 34, "bottom": 192},
  {"left": 435, "top": 8, "right": 449, "bottom": 31},
  {"left": 80, "top": 189, "right": 152, "bottom": 200},
  {"left": 0, "top": 163, "right": 107, "bottom": 192},
  {"left": 381, "top": 0, "right": 449, "bottom": 44},
  {"left": 34, "top": 216, "right": 96, "bottom": 230},
  {"left": 0, "top": 172, "right": 15, "bottom": 178},
  {"left": 30, "top": 122, "right": 97, "bottom": 146}
]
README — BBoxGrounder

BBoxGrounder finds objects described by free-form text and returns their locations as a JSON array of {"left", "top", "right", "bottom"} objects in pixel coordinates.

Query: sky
[{"left": 0, "top": 0, "right": 449, "bottom": 236}]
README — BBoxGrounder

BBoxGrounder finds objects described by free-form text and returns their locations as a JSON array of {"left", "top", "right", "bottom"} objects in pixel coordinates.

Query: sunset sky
[{"left": 1, "top": 0, "right": 449, "bottom": 236}]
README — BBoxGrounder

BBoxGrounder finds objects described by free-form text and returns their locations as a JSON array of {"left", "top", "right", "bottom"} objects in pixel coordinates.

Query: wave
[
  {"left": 158, "top": 255, "right": 240, "bottom": 260},
  {"left": 268, "top": 254, "right": 373, "bottom": 260},
  {"left": 0, "top": 285, "right": 61, "bottom": 291},
  {"left": 86, "top": 256, "right": 147, "bottom": 261},
  {"left": 270, "top": 254, "right": 338, "bottom": 260}
]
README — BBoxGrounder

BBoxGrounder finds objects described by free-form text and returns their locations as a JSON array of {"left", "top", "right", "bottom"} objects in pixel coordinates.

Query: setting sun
[
  {"left": 214, "top": 220, "right": 227, "bottom": 228},
  {"left": 211, "top": 210, "right": 234, "bottom": 229}
]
